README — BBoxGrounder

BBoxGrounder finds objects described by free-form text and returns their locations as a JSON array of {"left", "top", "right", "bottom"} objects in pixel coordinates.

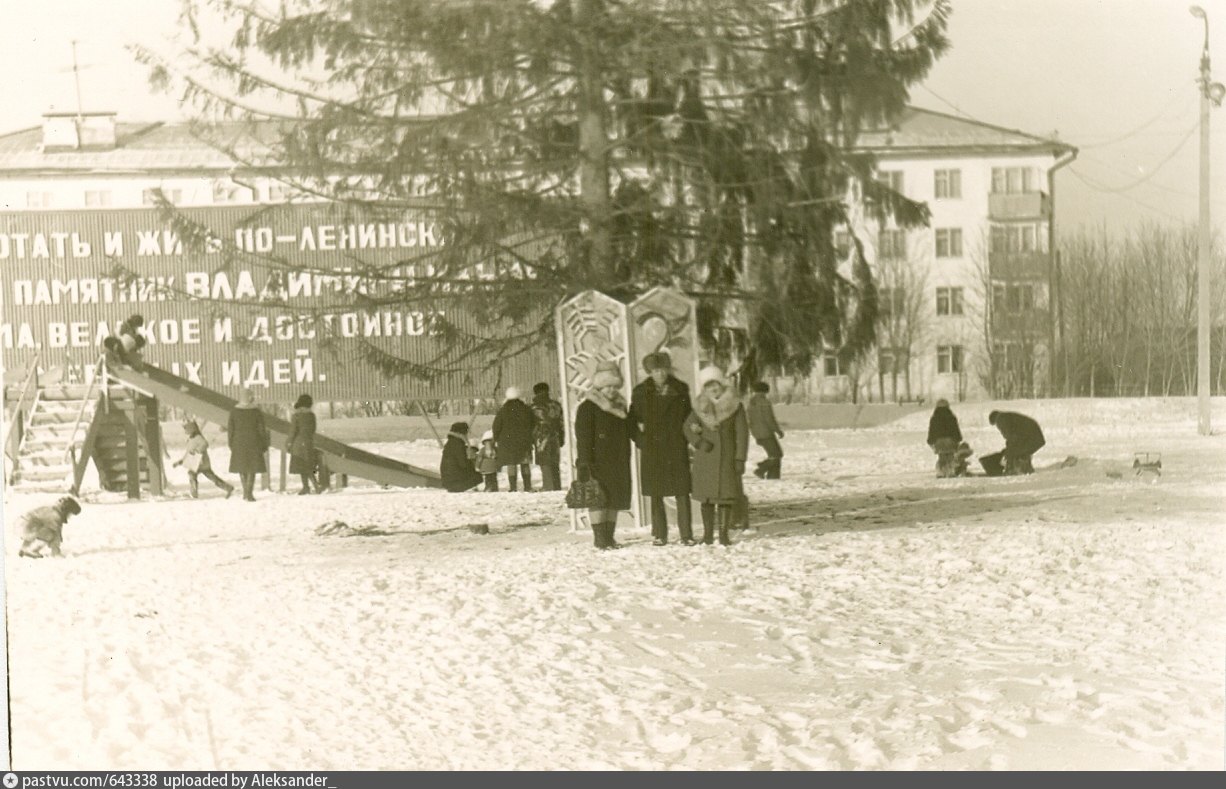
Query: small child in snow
[
  {"left": 476, "top": 430, "right": 500, "bottom": 492},
  {"left": 173, "top": 420, "right": 235, "bottom": 499}
]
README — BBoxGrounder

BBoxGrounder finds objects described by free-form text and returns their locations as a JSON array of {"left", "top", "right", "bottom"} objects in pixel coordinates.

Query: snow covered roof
[{"left": 857, "top": 106, "right": 1075, "bottom": 158}]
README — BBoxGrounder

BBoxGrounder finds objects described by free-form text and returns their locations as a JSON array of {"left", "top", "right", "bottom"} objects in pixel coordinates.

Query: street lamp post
[{"left": 1191, "top": 6, "right": 1225, "bottom": 436}]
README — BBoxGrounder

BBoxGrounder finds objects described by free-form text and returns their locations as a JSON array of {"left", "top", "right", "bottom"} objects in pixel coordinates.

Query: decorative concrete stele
[{"left": 555, "top": 287, "right": 700, "bottom": 535}]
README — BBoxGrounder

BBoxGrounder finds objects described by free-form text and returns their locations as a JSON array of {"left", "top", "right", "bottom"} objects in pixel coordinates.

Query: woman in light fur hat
[
  {"left": 573, "top": 359, "right": 634, "bottom": 550},
  {"left": 683, "top": 365, "right": 748, "bottom": 546}
]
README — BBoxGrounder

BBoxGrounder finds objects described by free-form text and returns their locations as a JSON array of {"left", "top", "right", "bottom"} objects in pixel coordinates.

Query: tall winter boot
[
  {"left": 591, "top": 520, "right": 606, "bottom": 549},
  {"left": 604, "top": 522, "right": 621, "bottom": 550},
  {"left": 677, "top": 496, "right": 695, "bottom": 545},
  {"left": 718, "top": 505, "right": 733, "bottom": 546},
  {"left": 700, "top": 502, "right": 715, "bottom": 545}
]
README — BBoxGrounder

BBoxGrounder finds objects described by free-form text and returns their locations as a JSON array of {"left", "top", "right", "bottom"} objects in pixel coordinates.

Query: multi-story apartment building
[{"left": 0, "top": 108, "right": 1076, "bottom": 403}]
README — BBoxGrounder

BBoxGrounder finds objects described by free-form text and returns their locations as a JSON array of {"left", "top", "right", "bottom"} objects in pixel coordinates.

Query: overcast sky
[{"left": 0, "top": 0, "right": 1222, "bottom": 233}]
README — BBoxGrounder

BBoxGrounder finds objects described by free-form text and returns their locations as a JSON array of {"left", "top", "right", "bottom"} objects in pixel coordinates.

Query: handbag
[{"left": 565, "top": 465, "right": 606, "bottom": 510}]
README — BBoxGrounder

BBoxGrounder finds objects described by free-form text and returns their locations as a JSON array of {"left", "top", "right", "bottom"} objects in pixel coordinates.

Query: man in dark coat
[
  {"left": 440, "top": 421, "right": 482, "bottom": 493},
  {"left": 493, "top": 386, "right": 536, "bottom": 491},
  {"left": 629, "top": 351, "right": 694, "bottom": 545},
  {"left": 927, "top": 399, "right": 967, "bottom": 478},
  {"left": 747, "top": 381, "right": 785, "bottom": 479},
  {"left": 989, "top": 409, "right": 1046, "bottom": 475},
  {"left": 531, "top": 382, "right": 565, "bottom": 491}
]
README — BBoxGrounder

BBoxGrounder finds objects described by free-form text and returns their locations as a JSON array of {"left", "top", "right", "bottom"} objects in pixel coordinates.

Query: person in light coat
[
  {"left": 174, "top": 420, "right": 235, "bottom": 499},
  {"left": 684, "top": 366, "right": 748, "bottom": 547}
]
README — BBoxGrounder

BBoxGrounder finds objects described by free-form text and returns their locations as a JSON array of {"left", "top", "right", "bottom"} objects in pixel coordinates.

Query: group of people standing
[
  {"left": 439, "top": 383, "right": 568, "bottom": 494},
  {"left": 576, "top": 352, "right": 782, "bottom": 550}
]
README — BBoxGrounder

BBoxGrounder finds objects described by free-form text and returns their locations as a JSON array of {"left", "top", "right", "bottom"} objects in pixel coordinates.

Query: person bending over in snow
[{"left": 986, "top": 410, "right": 1046, "bottom": 475}]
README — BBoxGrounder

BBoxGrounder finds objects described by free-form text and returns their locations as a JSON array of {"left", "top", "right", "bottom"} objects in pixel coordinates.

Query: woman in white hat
[
  {"left": 574, "top": 360, "right": 633, "bottom": 550},
  {"left": 684, "top": 365, "right": 748, "bottom": 546}
]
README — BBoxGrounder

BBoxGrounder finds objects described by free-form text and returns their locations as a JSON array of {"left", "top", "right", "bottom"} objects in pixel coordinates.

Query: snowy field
[{"left": 4, "top": 398, "right": 1224, "bottom": 770}]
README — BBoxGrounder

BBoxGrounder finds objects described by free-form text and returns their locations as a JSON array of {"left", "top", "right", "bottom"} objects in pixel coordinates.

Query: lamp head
[{"left": 1190, "top": 5, "right": 1206, "bottom": 19}]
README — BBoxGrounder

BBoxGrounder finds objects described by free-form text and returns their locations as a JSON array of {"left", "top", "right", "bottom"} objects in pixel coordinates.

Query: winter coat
[
  {"left": 926, "top": 405, "right": 963, "bottom": 447},
  {"left": 227, "top": 404, "right": 270, "bottom": 474},
  {"left": 476, "top": 444, "right": 500, "bottom": 475},
  {"left": 531, "top": 394, "right": 566, "bottom": 465},
  {"left": 493, "top": 398, "right": 536, "bottom": 466},
  {"left": 178, "top": 433, "right": 212, "bottom": 473},
  {"left": 994, "top": 411, "right": 1046, "bottom": 456},
  {"left": 629, "top": 376, "right": 692, "bottom": 496},
  {"left": 684, "top": 391, "right": 748, "bottom": 504},
  {"left": 747, "top": 393, "right": 783, "bottom": 441},
  {"left": 440, "top": 433, "right": 482, "bottom": 492},
  {"left": 574, "top": 391, "right": 634, "bottom": 511},
  {"left": 286, "top": 407, "right": 318, "bottom": 475}
]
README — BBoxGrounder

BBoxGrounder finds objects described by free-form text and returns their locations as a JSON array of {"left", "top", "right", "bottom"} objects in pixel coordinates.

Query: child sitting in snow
[{"left": 476, "top": 430, "right": 500, "bottom": 492}]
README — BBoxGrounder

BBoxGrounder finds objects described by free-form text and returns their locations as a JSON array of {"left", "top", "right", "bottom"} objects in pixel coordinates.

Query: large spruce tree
[{"left": 139, "top": 0, "right": 949, "bottom": 383}]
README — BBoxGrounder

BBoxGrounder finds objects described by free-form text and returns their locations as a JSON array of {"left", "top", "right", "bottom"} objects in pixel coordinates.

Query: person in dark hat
[
  {"left": 493, "top": 387, "right": 537, "bottom": 492},
  {"left": 630, "top": 351, "right": 694, "bottom": 546},
  {"left": 440, "top": 421, "right": 483, "bottom": 493},
  {"left": 747, "top": 381, "right": 785, "bottom": 479},
  {"left": 986, "top": 409, "right": 1046, "bottom": 475},
  {"left": 926, "top": 398, "right": 967, "bottom": 478},
  {"left": 531, "top": 382, "right": 565, "bottom": 491},
  {"left": 286, "top": 393, "right": 321, "bottom": 494}
]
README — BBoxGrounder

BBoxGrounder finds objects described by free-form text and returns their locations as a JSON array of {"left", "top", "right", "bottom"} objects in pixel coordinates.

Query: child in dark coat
[{"left": 926, "top": 399, "right": 969, "bottom": 477}]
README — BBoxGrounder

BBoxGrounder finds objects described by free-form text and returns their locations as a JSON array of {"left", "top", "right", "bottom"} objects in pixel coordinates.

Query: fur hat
[
  {"left": 935, "top": 398, "right": 950, "bottom": 409},
  {"left": 591, "top": 360, "right": 623, "bottom": 390},
  {"left": 481, "top": 430, "right": 494, "bottom": 442},
  {"left": 988, "top": 410, "right": 1000, "bottom": 425},
  {"left": 450, "top": 421, "right": 470, "bottom": 435},
  {"left": 505, "top": 386, "right": 523, "bottom": 402},
  {"left": 752, "top": 381, "right": 770, "bottom": 394},
  {"left": 696, "top": 365, "right": 726, "bottom": 390},
  {"left": 642, "top": 352, "right": 672, "bottom": 373},
  {"left": 533, "top": 382, "right": 550, "bottom": 395}
]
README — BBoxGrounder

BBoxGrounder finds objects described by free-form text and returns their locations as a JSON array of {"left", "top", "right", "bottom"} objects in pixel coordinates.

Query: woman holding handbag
[{"left": 573, "top": 360, "right": 634, "bottom": 550}]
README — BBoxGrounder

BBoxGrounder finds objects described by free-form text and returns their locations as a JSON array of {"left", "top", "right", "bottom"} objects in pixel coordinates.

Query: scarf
[
  {"left": 447, "top": 431, "right": 470, "bottom": 444},
  {"left": 692, "top": 387, "right": 740, "bottom": 431},
  {"left": 585, "top": 387, "right": 628, "bottom": 419}
]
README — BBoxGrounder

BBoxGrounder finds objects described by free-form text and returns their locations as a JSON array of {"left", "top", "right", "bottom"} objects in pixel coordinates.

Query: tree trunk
[{"left": 575, "top": 0, "right": 612, "bottom": 281}]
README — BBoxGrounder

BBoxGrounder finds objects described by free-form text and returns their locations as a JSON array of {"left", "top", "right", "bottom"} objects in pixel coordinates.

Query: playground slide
[{"left": 107, "top": 363, "right": 444, "bottom": 489}]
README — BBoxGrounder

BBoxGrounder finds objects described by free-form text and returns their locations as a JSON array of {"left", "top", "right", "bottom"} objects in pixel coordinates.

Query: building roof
[
  {"left": 0, "top": 120, "right": 284, "bottom": 174},
  {"left": 857, "top": 106, "right": 1075, "bottom": 157},
  {"left": 0, "top": 105, "right": 1075, "bottom": 176}
]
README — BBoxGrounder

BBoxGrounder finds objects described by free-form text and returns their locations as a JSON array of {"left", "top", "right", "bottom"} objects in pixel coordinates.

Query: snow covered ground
[{"left": 4, "top": 398, "right": 1224, "bottom": 770}]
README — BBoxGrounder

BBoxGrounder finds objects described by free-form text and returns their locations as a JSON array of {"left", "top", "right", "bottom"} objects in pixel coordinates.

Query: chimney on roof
[{"left": 41, "top": 111, "right": 117, "bottom": 152}]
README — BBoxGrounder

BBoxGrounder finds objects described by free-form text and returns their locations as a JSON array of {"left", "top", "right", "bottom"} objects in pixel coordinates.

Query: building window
[
  {"left": 990, "top": 223, "right": 1042, "bottom": 254},
  {"left": 878, "top": 287, "right": 906, "bottom": 319},
  {"left": 212, "top": 180, "right": 253, "bottom": 204},
  {"left": 142, "top": 188, "right": 182, "bottom": 206},
  {"left": 937, "top": 345, "right": 964, "bottom": 374},
  {"left": 993, "top": 283, "right": 1037, "bottom": 314},
  {"left": 934, "top": 169, "right": 962, "bottom": 199},
  {"left": 878, "top": 348, "right": 907, "bottom": 375},
  {"left": 25, "top": 192, "right": 53, "bottom": 208},
  {"left": 936, "top": 286, "right": 964, "bottom": 316},
  {"left": 823, "top": 351, "right": 844, "bottom": 377},
  {"left": 877, "top": 170, "right": 904, "bottom": 194},
  {"left": 84, "top": 190, "right": 112, "bottom": 208},
  {"left": 878, "top": 229, "right": 906, "bottom": 260},
  {"left": 991, "top": 167, "right": 1037, "bottom": 194},
  {"left": 935, "top": 228, "right": 963, "bottom": 258}
]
